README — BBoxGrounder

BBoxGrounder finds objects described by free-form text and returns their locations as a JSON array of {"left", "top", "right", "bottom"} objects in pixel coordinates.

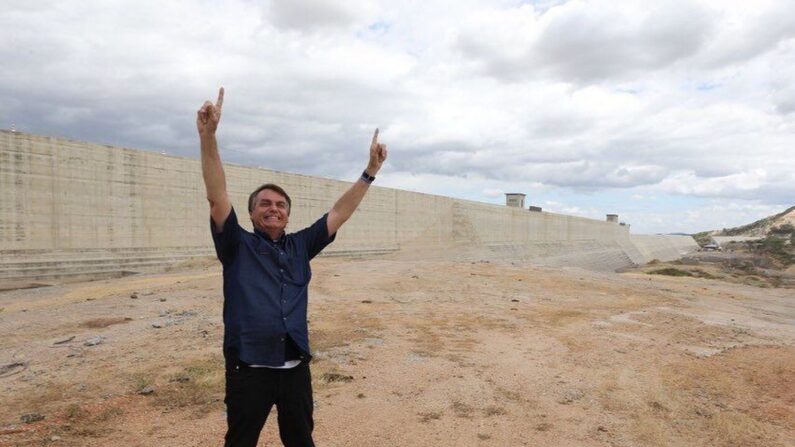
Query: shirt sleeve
[
  {"left": 210, "top": 207, "right": 242, "bottom": 265},
  {"left": 297, "top": 213, "right": 337, "bottom": 260}
]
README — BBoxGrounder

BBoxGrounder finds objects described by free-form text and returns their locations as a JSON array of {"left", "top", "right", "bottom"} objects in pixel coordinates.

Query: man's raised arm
[
  {"left": 327, "top": 129, "right": 388, "bottom": 236},
  {"left": 197, "top": 87, "right": 231, "bottom": 232}
]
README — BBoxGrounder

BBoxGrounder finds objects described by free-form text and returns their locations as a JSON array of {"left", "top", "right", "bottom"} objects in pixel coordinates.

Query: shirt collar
[{"left": 254, "top": 228, "right": 286, "bottom": 244}]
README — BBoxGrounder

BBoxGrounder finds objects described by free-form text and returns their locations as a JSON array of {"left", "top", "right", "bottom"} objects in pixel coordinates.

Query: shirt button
[
  {"left": 280, "top": 337, "right": 285, "bottom": 341},
  {"left": 283, "top": 317, "right": 287, "bottom": 321}
]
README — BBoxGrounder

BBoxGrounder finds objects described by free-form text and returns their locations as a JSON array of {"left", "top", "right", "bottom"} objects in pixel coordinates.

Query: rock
[
  {"left": 53, "top": 336, "right": 75, "bottom": 345},
  {"left": 159, "top": 310, "right": 169, "bottom": 317},
  {"left": 51, "top": 435, "right": 62, "bottom": 441},
  {"left": 20, "top": 412, "right": 44, "bottom": 423},
  {"left": 159, "top": 298, "right": 167, "bottom": 302},
  {"left": 130, "top": 292, "right": 139, "bottom": 299},
  {"left": 363, "top": 337, "right": 384, "bottom": 346},
  {"left": 321, "top": 372, "right": 354, "bottom": 383},
  {"left": 558, "top": 388, "right": 585, "bottom": 404},
  {"left": 0, "top": 362, "right": 27, "bottom": 378},
  {"left": 83, "top": 336, "right": 104, "bottom": 346},
  {"left": 138, "top": 386, "right": 155, "bottom": 395},
  {"left": 407, "top": 352, "right": 427, "bottom": 363},
  {"left": 361, "top": 300, "right": 372, "bottom": 304},
  {"left": 511, "top": 299, "right": 519, "bottom": 302},
  {"left": 152, "top": 323, "right": 163, "bottom": 329}
]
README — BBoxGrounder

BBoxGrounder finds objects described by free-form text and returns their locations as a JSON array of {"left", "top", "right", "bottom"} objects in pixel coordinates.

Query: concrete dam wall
[{"left": 0, "top": 130, "right": 698, "bottom": 287}]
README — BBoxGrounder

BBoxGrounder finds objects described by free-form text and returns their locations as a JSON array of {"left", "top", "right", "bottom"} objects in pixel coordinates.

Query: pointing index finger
[
  {"left": 372, "top": 128, "right": 379, "bottom": 146},
  {"left": 216, "top": 87, "right": 225, "bottom": 111}
]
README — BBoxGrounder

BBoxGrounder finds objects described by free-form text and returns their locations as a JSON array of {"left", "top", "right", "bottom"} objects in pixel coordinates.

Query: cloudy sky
[{"left": 3, "top": 0, "right": 793, "bottom": 233}]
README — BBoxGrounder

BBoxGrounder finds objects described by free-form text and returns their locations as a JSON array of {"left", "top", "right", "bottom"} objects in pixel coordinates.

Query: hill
[
  {"left": 692, "top": 206, "right": 795, "bottom": 269},
  {"left": 716, "top": 206, "right": 795, "bottom": 237}
]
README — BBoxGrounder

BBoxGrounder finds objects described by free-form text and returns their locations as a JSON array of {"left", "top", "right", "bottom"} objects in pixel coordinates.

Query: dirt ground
[{"left": 1, "top": 255, "right": 793, "bottom": 447}]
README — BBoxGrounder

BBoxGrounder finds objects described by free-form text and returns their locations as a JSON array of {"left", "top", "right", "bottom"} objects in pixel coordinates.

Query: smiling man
[{"left": 197, "top": 87, "right": 387, "bottom": 447}]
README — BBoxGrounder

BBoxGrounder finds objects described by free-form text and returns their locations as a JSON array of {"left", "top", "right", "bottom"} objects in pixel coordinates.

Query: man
[{"left": 197, "top": 87, "right": 387, "bottom": 447}]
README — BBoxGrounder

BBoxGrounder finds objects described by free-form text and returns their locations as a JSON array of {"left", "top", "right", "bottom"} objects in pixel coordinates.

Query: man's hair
[{"left": 248, "top": 183, "right": 292, "bottom": 215}]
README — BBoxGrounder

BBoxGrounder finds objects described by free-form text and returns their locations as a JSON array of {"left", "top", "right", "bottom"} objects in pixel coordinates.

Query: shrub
[{"left": 649, "top": 268, "right": 693, "bottom": 277}]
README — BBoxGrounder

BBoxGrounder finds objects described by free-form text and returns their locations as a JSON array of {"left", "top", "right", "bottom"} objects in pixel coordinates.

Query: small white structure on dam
[{"left": 505, "top": 193, "right": 526, "bottom": 208}]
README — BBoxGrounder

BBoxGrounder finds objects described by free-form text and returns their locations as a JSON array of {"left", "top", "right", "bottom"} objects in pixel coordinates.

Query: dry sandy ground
[{"left": 0, "top": 256, "right": 793, "bottom": 447}]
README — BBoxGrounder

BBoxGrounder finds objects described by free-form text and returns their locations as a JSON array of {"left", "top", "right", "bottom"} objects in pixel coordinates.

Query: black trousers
[{"left": 224, "top": 358, "right": 315, "bottom": 447}]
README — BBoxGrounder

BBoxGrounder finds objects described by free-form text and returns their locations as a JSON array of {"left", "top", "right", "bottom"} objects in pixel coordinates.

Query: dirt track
[{"left": 1, "top": 257, "right": 793, "bottom": 446}]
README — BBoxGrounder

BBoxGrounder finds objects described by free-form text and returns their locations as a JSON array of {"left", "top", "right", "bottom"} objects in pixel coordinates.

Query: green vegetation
[
  {"left": 648, "top": 267, "right": 719, "bottom": 280},
  {"left": 65, "top": 403, "right": 89, "bottom": 420},
  {"left": 649, "top": 268, "right": 693, "bottom": 277},
  {"left": 132, "top": 374, "right": 154, "bottom": 394},
  {"left": 692, "top": 269, "right": 718, "bottom": 279},
  {"left": 770, "top": 223, "right": 794, "bottom": 235},
  {"left": 751, "top": 235, "right": 794, "bottom": 267},
  {"left": 154, "top": 357, "right": 224, "bottom": 413}
]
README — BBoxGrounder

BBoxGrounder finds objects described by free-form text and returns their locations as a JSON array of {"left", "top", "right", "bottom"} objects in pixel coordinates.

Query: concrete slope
[{"left": 630, "top": 235, "right": 700, "bottom": 262}]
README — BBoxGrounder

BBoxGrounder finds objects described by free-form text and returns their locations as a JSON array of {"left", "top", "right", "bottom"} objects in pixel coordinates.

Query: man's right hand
[{"left": 197, "top": 87, "right": 224, "bottom": 138}]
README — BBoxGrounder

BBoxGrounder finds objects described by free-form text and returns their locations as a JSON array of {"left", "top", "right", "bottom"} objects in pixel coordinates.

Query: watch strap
[{"left": 361, "top": 171, "right": 375, "bottom": 184}]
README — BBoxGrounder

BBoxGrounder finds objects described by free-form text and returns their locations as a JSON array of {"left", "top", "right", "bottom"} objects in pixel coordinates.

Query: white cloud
[
  {"left": 265, "top": 0, "right": 361, "bottom": 31},
  {"left": 0, "top": 0, "right": 793, "bottom": 234},
  {"left": 626, "top": 200, "right": 788, "bottom": 234},
  {"left": 455, "top": 0, "right": 713, "bottom": 83}
]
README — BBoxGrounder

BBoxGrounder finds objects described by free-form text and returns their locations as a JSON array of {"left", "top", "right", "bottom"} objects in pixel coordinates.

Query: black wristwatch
[{"left": 361, "top": 170, "right": 375, "bottom": 184}]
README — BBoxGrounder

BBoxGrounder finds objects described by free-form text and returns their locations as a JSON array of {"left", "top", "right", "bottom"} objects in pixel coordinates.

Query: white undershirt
[{"left": 249, "top": 359, "right": 301, "bottom": 369}]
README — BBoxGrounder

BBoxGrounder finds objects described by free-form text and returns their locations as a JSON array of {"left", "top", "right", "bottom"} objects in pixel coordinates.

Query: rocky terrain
[{"left": 649, "top": 206, "right": 795, "bottom": 289}]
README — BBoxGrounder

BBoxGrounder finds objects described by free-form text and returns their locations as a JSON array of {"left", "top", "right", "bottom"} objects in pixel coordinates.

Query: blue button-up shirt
[{"left": 211, "top": 207, "right": 335, "bottom": 366}]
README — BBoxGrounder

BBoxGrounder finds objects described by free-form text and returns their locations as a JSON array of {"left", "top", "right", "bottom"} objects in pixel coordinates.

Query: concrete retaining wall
[
  {"left": 630, "top": 235, "right": 700, "bottom": 262},
  {"left": 0, "top": 130, "right": 696, "bottom": 286}
]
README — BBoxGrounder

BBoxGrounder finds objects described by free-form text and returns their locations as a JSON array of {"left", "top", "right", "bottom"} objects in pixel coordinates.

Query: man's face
[{"left": 250, "top": 188, "right": 290, "bottom": 236}]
